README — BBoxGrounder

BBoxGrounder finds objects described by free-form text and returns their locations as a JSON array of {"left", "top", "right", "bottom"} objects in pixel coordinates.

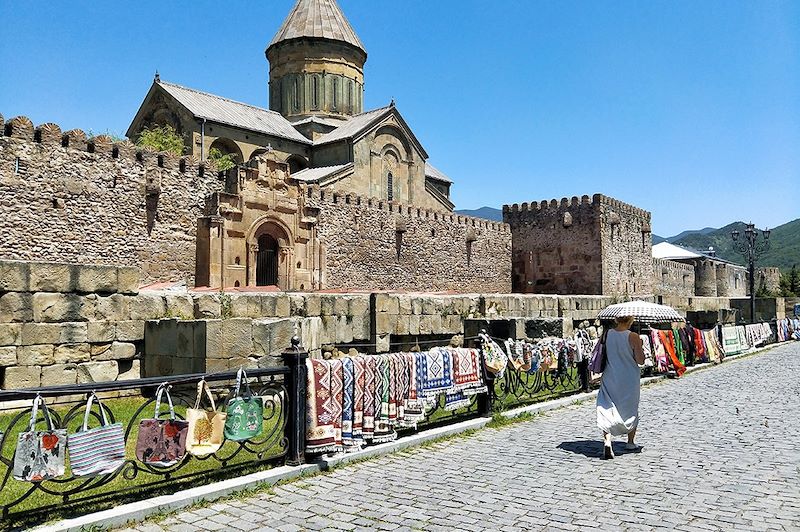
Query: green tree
[
  {"left": 207, "top": 147, "right": 237, "bottom": 171},
  {"left": 135, "top": 124, "right": 185, "bottom": 155},
  {"left": 779, "top": 266, "right": 798, "bottom": 297}
]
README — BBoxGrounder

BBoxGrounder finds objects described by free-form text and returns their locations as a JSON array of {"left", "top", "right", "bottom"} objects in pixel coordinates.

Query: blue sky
[{"left": 1, "top": 1, "right": 797, "bottom": 236}]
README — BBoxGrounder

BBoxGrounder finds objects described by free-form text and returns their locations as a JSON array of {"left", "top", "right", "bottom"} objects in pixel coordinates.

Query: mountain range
[{"left": 456, "top": 207, "right": 799, "bottom": 271}]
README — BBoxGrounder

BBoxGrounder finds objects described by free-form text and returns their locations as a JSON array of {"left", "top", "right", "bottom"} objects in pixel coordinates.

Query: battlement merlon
[
  {"left": 0, "top": 112, "right": 223, "bottom": 177},
  {"left": 304, "top": 183, "right": 510, "bottom": 233},
  {"left": 503, "top": 193, "right": 651, "bottom": 226}
]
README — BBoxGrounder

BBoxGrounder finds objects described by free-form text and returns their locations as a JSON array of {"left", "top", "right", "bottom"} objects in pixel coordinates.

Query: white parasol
[{"left": 597, "top": 300, "right": 684, "bottom": 323}]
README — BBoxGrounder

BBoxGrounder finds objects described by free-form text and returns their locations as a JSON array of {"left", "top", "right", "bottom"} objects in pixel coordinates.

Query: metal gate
[{"left": 257, "top": 234, "right": 279, "bottom": 286}]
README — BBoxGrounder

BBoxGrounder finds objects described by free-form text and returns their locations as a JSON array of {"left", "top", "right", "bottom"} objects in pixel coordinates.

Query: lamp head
[
  {"left": 731, "top": 230, "right": 740, "bottom": 242},
  {"left": 764, "top": 228, "right": 771, "bottom": 240}
]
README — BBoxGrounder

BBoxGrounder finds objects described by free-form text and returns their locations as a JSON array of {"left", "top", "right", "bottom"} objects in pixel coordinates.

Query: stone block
[
  {"left": 290, "top": 295, "right": 306, "bottom": 317},
  {"left": 194, "top": 294, "right": 221, "bottom": 318},
  {"left": 252, "top": 321, "right": 271, "bottom": 356},
  {"left": 77, "top": 361, "right": 119, "bottom": 383},
  {"left": 259, "top": 295, "right": 276, "bottom": 316},
  {"left": 60, "top": 322, "right": 88, "bottom": 344},
  {"left": 18, "top": 345, "right": 55, "bottom": 365},
  {"left": 397, "top": 295, "right": 413, "bottom": 315},
  {"left": 117, "top": 267, "right": 141, "bottom": 295},
  {"left": 201, "top": 320, "right": 223, "bottom": 359},
  {"left": 394, "top": 316, "right": 410, "bottom": 335},
  {"left": 375, "top": 313, "right": 394, "bottom": 335},
  {"left": 54, "top": 343, "right": 91, "bottom": 364},
  {"left": 0, "top": 292, "right": 33, "bottom": 323},
  {"left": 0, "top": 323, "right": 22, "bottom": 346},
  {"left": 428, "top": 315, "right": 443, "bottom": 334},
  {"left": 0, "top": 346, "right": 17, "bottom": 366},
  {"left": 205, "top": 358, "right": 230, "bottom": 373},
  {"left": 375, "top": 294, "right": 400, "bottom": 314},
  {"left": 230, "top": 294, "right": 261, "bottom": 319},
  {"left": 305, "top": 294, "right": 321, "bottom": 316},
  {"left": 274, "top": 295, "right": 290, "bottom": 318},
  {"left": 320, "top": 295, "right": 335, "bottom": 316},
  {"left": 93, "top": 341, "right": 136, "bottom": 361},
  {"left": 409, "top": 315, "right": 421, "bottom": 335},
  {"left": 3, "top": 365, "right": 41, "bottom": 389},
  {"left": 422, "top": 298, "right": 439, "bottom": 316},
  {"left": 271, "top": 319, "right": 296, "bottom": 354},
  {"left": 411, "top": 298, "right": 423, "bottom": 315},
  {"left": 349, "top": 296, "right": 370, "bottom": 318},
  {"left": 41, "top": 363, "right": 78, "bottom": 386},
  {"left": 87, "top": 321, "right": 116, "bottom": 343},
  {"left": 29, "top": 262, "right": 72, "bottom": 292},
  {"left": 75, "top": 265, "right": 117, "bottom": 294},
  {"left": 446, "top": 315, "right": 463, "bottom": 333},
  {"left": 223, "top": 318, "right": 253, "bottom": 358},
  {"left": 419, "top": 315, "right": 432, "bottom": 335},
  {"left": 351, "top": 315, "right": 370, "bottom": 340},
  {"left": 333, "top": 296, "right": 349, "bottom": 316},
  {"left": 375, "top": 333, "right": 390, "bottom": 353},
  {"left": 145, "top": 319, "right": 176, "bottom": 357},
  {"left": 116, "top": 320, "right": 145, "bottom": 341},
  {"left": 32, "top": 293, "right": 95, "bottom": 323},
  {"left": 21, "top": 323, "right": 61, "bottom": 345},
  {"left": 175, "top": 320, "right": 195, "bottom": 358},
  {"left": 0, "top": 261, "right": 30, "bottom": 292},
  {"left": 319, "top": 315, "right": 336, "bottom": 345},
  {"left": 165, "top": 294, "right": 195, "bottom": 320},
  {"left": 95, "top": 294, "right": 130, "bottom": 322},
  {"left": 300, "top": 317, "right": 321, "bottom": 351},
  {"left": 129, "top": 293, "right": 167, "bottom": 320},
  {"left": 118, "top": 359, "right": 141, "bottom": 380},
  {"left": 336, "top": 316, "right": 354, "bottom": 344}
]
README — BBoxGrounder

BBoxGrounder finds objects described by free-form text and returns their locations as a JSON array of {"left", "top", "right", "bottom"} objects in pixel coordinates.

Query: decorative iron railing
[
  {"left": 0, "top": 367, "right": 294, "bottom": 528},
  {"left": 488, "top": 359, "right": 588, "bottom": 412}
]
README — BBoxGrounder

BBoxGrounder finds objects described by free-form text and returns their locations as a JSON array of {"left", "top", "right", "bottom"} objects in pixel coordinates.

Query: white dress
[{"left": 596, "top": 329, "right": 641, "bottom": 436}]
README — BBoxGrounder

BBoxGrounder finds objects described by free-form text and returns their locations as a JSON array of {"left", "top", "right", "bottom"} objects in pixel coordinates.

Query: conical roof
[{"left": 268, "top": 0, "right": 365, "bottom": 53}]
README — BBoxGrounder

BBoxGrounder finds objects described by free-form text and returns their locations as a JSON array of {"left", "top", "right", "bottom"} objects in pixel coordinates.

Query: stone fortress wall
[
  {"left": 0, "top": 113, "right": 223, "bottom": 285},
  {"left": 652, "top": 258, "right": 695, "bottom": 297},
  {"left": 503, "top": 194, "right": 653, "bottom": 297},
  {"left": 5, "top": 258, "right": 774, "bottom": 389},
  {"left": 305, "top": 185, "right": 512, "bottom": 293}
]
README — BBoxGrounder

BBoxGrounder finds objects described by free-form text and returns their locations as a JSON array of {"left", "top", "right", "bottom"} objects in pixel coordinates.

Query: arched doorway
[{"left": 256, "top": 234, "right": 279, "bottom": 286}]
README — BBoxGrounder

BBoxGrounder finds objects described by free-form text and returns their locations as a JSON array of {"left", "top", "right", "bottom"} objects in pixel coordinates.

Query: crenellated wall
[
  {"left": 757, "top": 267, "right": 781, "bottom": 295},
  {"left": 305, "top": 185, "right": 511, "bottom": 293},
  {"left": 0, "top": 113, "right": 224, "bottom": 284},
  {"left": 503, "top": 194, "right": 652, "bottom": 296},
  {"left": 652, "top": 258, "right": 695, "bottom": 297}
]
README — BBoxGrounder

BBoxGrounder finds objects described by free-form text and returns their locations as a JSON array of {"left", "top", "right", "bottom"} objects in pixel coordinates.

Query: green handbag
[{"left": 224, "top": 368, "right": 264, "bottom": 441}]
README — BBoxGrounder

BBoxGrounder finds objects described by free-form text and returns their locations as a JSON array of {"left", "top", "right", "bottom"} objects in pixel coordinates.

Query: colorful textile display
[
  {"left": 776, "top": 318, "right": 799, "bottom": 342},
  {"left": 502, "top": 337, "right": 580, "bottom": 375},
  {"left": 745, "top": 323, "right": 773, "bottom": 347},
  {"left": 305, "top": 347, "right": 487, "bottom": 455},
  {"left": 135, "top": 384, "right": 189, "bottom": 467}
]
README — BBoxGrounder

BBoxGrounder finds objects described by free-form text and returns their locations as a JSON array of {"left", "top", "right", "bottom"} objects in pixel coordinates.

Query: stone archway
[{"left": 247, "top": 218, "right": 294, "bottom": 290}]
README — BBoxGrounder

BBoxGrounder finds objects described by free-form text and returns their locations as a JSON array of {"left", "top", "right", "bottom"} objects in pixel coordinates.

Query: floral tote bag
[
  {"left": 186, "top": 380, "right": 226, "bottom": 457},
  {"left": 135, "top": 384, "right": 189, "bottom": 467},
  {"left": 224, "top": 368, "right": 264, "bottom": 442},
  {"left": 68, "top": 393, "right": 126, "bottom": 477},
  {"left": 13, "top": 395, "right": 67, "bottom": 482}
]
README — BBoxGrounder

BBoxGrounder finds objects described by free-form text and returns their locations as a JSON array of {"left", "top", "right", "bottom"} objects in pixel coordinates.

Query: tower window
[
  {"left": 312, "top": 76, "right": 320, "bottom": 110},
  {"left": 347, "top": 80, "right": 353, "bottom": 113},
  {"left": 387, "top": 172, "right": 394, "bottom": 201},
  {"left": 293, "top": 77, "right": 300, "bottom": 111},
  {"left": 332, "top": 78, "right": 339, "bottom": 110}
]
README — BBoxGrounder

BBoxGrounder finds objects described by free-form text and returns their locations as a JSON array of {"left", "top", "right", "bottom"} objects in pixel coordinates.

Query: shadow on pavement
[{"left": 558, "top": 440, "right": 640, "bottom": 458}]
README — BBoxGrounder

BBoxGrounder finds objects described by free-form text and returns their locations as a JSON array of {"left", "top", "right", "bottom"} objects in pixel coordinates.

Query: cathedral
[{"left": 127, "top": 0, "right": 454, "bottom": 213}]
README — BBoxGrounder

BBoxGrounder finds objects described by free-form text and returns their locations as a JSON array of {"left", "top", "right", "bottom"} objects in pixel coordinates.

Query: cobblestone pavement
[{"left": 130, "top": 343, "right": 800, "bottom": 532}]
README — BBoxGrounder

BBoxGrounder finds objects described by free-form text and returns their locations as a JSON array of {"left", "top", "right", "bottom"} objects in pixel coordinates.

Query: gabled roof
[
  {"left": 425, "top": 162, "right": 453, "bottom": 184},
  {"left": 149, "top": 80, "right": 311, "bottom": 145},
  {"left": 291, "top": 163, "right": 353, "bottom": 183},
  {"left": 268, "top": 0, "right": 366, "bottom": 54},
  {"left": 313, "top": 104, "right": 429, "bottom": 159}
]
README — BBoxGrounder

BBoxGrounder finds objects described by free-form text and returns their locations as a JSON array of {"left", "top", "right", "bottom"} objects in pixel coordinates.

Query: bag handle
[
  {"left": 82, "top": 392, "right": 111, "bottom": 431},
  {"left": 234, "top": 368, "right": 254, "bottom": 399},
  {"left": 193, "top": 379, "right": 217, "bottom": 411},
  {"left": 153, "top": 383, "right": 176, "bottom": 420},
  {"left": 29, "top": 394, "right": 54, "bottom": 432}
]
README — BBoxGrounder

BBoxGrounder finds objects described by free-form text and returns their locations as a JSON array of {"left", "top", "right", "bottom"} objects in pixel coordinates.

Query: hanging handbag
[
  {"left": 480, "top": 334, "right": 507, "bottom": 376},
  {"left": 186, "top": 380, "right": 226, "bottom": 457},
  {"left": 224, "top": 368, "right": 264, "bottom": 442},
  {"left": 588, "top": 330, "right": 608, "bottom": 374},
  {"left": 13, "top": 395, "right": 67, "bottom": 482},
  {"left": 68, "top": 393, "right": 126, "bottom": 477},
  {"left": 135, "top": 384, "right": 189, "bottom": 467}
]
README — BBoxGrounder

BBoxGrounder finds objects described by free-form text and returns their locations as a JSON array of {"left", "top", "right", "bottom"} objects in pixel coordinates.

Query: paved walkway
[{"left": 131, "top": 343, "right": 800, "bottom": 531}]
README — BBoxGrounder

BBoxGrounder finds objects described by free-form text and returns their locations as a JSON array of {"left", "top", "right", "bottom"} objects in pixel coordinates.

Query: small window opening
[
  {"left": 466, "top": 241, "right": 473, "bottom": 267},
  {"left": 395, "top": 231, "right": 403, "bottom": 260},
  {"left": 387, "top": 172, "right": 394, "bottom": 201},
  {"left": 431, "top": 229, "right": 435, "bottom": 237},
  {"left": 234, "top": 281, "right": 240, "bottom": 287},
  {"left": 234, "top": 256, "right": 241, "bottom": 265},
  {"left": 14, "top": 158, "right": 20, "bottom": 175},
  {"left": 332, "top": 78, "right": 339, "bottom": 110},
  {"left": 112, "top": 146, "right": 119, "bottom": 159}
]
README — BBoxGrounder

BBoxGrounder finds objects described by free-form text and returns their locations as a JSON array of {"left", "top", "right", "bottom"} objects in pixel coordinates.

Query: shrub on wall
[{"left": 136, "top": 125, "right": 185, "bottom": 156}]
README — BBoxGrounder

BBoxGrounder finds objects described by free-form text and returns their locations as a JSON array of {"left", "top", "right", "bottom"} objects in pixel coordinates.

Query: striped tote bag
[{"left": 68, "top": 393, "right": 126, "bottom": 477}]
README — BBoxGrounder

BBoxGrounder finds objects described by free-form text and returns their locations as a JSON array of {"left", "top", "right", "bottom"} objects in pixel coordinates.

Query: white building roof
[{"left": 652, "top": 242, "right": 704, "bottom": 260}]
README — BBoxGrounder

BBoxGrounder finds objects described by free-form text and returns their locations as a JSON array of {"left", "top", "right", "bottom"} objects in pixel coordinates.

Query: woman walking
[{"left": 597, "top": 315, "right": 645, "bottom": 459}]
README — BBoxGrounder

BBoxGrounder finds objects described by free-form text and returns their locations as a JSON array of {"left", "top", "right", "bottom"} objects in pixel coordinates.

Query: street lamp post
[{"left": 731, "top": 223, "right": 771, "bottom": 324}]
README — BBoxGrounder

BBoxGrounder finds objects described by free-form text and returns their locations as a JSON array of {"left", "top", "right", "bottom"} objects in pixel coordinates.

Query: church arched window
[
  {"left": 332, "top": 78, "right": 339, "bottom": 110},
  {"left": 387, "top": 172, "right": 394, "bottom": 201},
  {"left": 293, "top": 77, "right": 300, "bottom": 112},
  {"left": 347, "top": 80, "right": 353, "bottom": 113}
]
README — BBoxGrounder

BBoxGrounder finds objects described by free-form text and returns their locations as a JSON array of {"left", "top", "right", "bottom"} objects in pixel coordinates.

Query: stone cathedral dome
[{"left": 266, "top": 0, "right": 367, "bottom": 122}]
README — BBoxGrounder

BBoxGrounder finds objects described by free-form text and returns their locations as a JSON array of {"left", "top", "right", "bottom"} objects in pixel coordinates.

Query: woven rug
[
  {"left": 352, "top": 356, "right": 365, "bottom": 441},
  {"left": 402, "top": 352, "right": 424, "bottom": 427},
  {"left": 451, "top": 348, "right": 486, "bottom": 394},
  {"left": 417, "top": 347, "right": 453, "bottom": 400},
  {"left": 341, "top": 358, "right": 358, "bottom": 451},
  {"left": 373, "top": 355, "right": 396, "bottom": 443},
  {"left": 362, "top": 355, "right": 376, "bottom": 441},
  {"left": 305, "top": 359, "right": 341, "bottom": 454}
]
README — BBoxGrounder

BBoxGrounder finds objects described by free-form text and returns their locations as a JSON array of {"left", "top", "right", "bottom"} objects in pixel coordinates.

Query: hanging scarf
[
  {"left": 305, "top": 359, "right": 342, "bottom": 454},
  {"left": 659, "top": 330, "right": 686, "bottom": 377}
]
